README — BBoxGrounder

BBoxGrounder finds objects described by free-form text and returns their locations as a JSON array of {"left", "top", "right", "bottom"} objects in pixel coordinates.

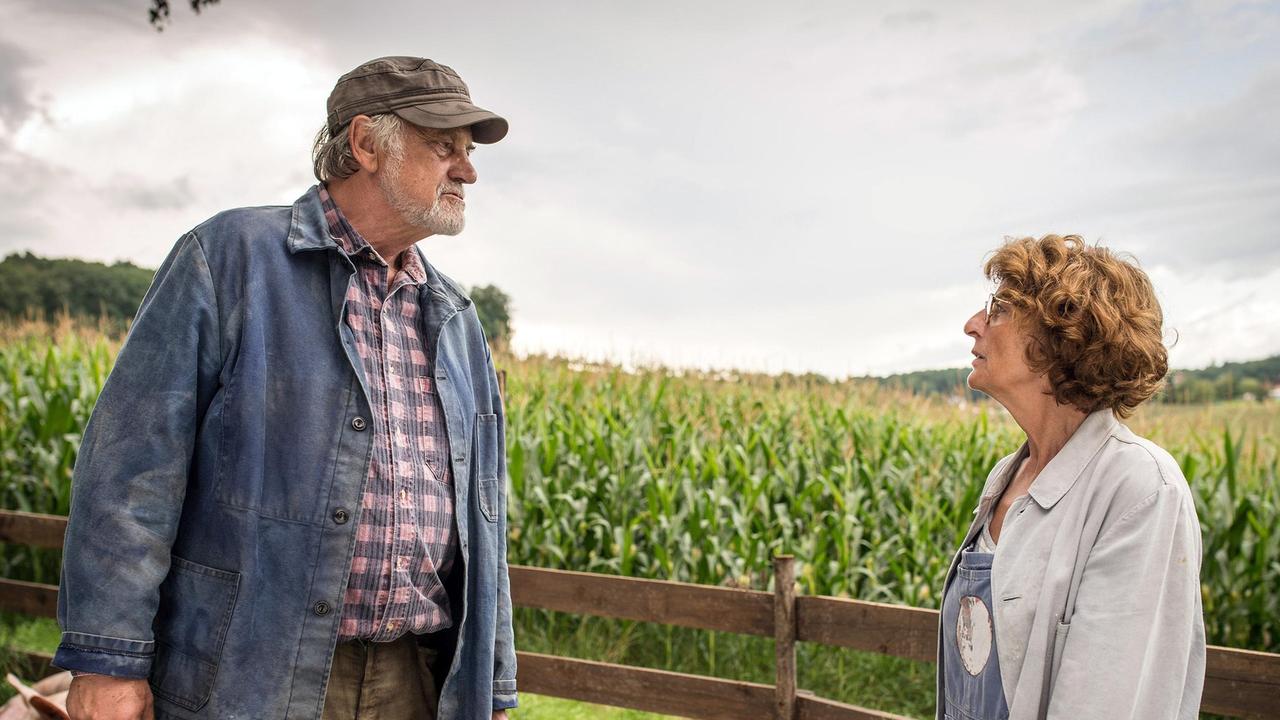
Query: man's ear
[{"left": 348, "top": 115, "right": 381, "bottom": 174}]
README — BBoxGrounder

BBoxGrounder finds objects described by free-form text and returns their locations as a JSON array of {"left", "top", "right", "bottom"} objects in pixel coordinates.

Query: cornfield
[
  {"left": 0, "top": 320, "right": 117, "bottom": 584},
  {"left": 503, "top": 355, "right": 1279, "bottom": 654},
  {"left": 2, "top": 320, "right": 1277, "bottom": 716}
]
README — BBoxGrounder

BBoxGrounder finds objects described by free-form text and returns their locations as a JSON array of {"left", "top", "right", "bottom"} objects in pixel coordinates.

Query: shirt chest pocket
[{"left": 474, "top": 413, "right": 500, "bottom": 523}]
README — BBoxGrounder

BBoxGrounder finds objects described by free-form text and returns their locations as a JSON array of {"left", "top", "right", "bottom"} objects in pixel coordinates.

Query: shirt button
[
  {"left": 313, "top": 601, "right": 331, "bottom": 616},
  {"left": 351, "top": 417, "right": 367, "bottom": 431},
  {"left": 332, "top": 508, "right": 350, "bottom": 524},
  {"left": 396, "top": 556, "right": 408, "bottom": 570},
  {"left": 399, "top": 489, "right": 408, "bottom": 502}
]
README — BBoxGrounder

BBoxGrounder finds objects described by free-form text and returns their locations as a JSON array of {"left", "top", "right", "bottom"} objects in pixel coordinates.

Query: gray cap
[{"left": 326, "top": 56, "right": 508, "bottom": 144}]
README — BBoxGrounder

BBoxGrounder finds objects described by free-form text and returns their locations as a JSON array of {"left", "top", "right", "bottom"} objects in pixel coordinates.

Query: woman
[{"left": 937, "top": 235, "right": 1205, "bottom": 720}]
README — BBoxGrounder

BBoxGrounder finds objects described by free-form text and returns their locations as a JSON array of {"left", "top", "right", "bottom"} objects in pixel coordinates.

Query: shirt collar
[
  {"left": 317, "top": 184, "right": 427, "bottom": 286},
  {"left": 286, "top": 184, "right": 472, "bottom": 311},
  {"left": 317, "top": 183, "right": 365, "bottom": 257}
]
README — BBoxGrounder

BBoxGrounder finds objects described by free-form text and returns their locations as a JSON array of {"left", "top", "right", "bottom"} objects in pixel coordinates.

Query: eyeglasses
[{"left": 984, "top": 293, "right": 1008, "bottom": 324}]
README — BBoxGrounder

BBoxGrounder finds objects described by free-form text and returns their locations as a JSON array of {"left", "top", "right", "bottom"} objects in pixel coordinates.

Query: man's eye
[{"left": 425, "top": 138, "right": 473, "bottom": 158}]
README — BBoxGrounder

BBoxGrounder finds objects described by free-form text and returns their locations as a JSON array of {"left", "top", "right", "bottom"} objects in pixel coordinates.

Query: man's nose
[
  {"left": 451, "top": 155, "right": 478, "bottom": 184},
  {"left": 964, "top": 309, "right": 985, "bottom": 338}
]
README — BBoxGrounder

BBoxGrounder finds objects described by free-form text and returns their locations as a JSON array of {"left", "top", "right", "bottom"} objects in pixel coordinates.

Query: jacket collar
[
  {"left": 973, "top": 408, "right": 1119, "bottom": 518},
  {"left": 286, "top": 184, "right": 336, "bottom": 254},
  {"left": 285, "top": 184, "right": 472, "bottom": 312},
  {"left": 1026, "top": 408, "right": 1119, "bottom": 510}
]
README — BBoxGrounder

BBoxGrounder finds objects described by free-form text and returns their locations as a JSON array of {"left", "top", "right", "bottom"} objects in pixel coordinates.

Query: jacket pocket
[
  {"left": 1048, "top": 620, "right": 1070, "bottom": 689},
  {"left": 149, "top": 555, "right": 240, "bottom": 712},
  {"left": 475, "top": 413, "right": 500, "bottom": 522}
]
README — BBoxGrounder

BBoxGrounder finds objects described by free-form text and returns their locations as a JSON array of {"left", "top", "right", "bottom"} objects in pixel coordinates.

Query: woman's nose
[{"left": 964, "top": 309, "right": 985, "bottom": 338}]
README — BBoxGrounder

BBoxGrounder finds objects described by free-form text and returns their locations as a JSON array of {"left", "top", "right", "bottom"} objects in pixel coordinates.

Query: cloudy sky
[{"left": 2, "top": 0, "right": 1277, "bottom": 376}]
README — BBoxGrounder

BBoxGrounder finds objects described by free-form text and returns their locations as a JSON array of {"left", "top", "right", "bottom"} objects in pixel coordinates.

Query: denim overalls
[{"left": 941, "top": 526, "right": 1009, "bottom": 720}]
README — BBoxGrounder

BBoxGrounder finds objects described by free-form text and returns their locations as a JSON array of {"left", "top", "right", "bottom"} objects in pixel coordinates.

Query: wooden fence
[{"left": 2, "top": 508, "right": 1278, "bottom": 719}]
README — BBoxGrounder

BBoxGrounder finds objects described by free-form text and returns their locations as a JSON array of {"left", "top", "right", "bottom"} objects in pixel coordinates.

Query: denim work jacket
[{"left": 54, "top": 186, "right": 517, "bottom": 719}]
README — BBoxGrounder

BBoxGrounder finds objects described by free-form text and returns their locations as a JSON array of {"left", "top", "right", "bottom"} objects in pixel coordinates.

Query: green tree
[
  {"left": 0, "top": 253, "right": 155, "bottom": 327},
  {"left": 1238, "top": 377, "right": 1264, "bottom": 401},
  {"left": 470, "top": 284, "right": 513, "bottom": 350},
  {"left": 1213, "top": 373, "right": 1236, "bottom": 401},
  {"left": 1183, "top": 378, "right": 1216, "bottom": 404}
]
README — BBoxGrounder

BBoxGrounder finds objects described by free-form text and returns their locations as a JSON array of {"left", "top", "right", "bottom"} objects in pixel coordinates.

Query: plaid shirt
[{"left": 321, "top": 186, "right": 459, "bottom": 642}]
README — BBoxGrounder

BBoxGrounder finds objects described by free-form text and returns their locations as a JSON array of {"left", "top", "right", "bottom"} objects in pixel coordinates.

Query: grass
[{"left": 514, "top": 695, "right": 673, "bottom": 719}]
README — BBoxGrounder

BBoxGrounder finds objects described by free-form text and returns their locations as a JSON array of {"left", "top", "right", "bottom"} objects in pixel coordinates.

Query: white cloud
[
  {"left": 4, "top": 26, "right": 334, "bottom": 261},
  {"left": 1151, "top": 263, "right": 1280, "bottom": 369}
]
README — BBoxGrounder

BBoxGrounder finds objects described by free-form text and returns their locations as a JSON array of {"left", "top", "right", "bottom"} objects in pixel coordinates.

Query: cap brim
[{"left": 392, "top": 101, "right": 508, "bottom": 144}]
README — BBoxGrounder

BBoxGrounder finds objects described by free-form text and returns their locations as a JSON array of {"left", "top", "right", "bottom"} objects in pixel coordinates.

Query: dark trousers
[{"left": 321, "top": 633, "right": 442, "bottom": 719}]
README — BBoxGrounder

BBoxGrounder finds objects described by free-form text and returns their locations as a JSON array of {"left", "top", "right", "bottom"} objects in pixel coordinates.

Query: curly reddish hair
[{"left": 985, "top": 235, "right": 1168, "bottom": 418}]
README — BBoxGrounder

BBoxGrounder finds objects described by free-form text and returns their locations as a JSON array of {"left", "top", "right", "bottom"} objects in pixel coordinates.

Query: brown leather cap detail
[{"left": 326, "top": 56, "right": 508, "bottom": 143}]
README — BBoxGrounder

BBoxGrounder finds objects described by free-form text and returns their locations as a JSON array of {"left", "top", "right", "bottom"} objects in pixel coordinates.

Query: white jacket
[{"left": 936, "top": 409, "right": 1206, "bottom": 719}]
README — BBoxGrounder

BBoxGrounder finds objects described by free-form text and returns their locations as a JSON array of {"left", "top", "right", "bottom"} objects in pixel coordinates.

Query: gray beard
[{"left": 378, "top": 156, "right": 466, "bottom": 236}]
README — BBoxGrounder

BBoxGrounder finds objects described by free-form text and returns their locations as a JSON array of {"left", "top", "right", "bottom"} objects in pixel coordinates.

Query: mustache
[{"left": 438, "top": 183, "right": 465, "bottom": 199}]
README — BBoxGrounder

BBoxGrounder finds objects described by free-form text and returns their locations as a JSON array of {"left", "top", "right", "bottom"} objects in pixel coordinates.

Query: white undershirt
[
  {"left": 974, "top": 493, "right": 1031, "bottom": 553},
  {"left": 975, "top": 518, "right": 998, "bottom": 553}
]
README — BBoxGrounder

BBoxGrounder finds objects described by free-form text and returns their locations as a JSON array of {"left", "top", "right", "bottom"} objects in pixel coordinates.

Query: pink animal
[{"left": 2, "top": 671, "right": 71, "bottom": 720}]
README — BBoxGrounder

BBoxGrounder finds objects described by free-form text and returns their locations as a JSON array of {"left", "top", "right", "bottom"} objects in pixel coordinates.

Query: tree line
[
  {"left": 874, "top": 357, "right": 1280, "bottom": 405},
  {"left": 1162, "top": 357, "right": 1280, "bottom": 404},
  {"left": 0, "top": 253, "right": 514, "bottom": 348},
  {"left": 0, "top": 253, "right": 154, "bottom": 332},
  {"left": 5, "top": 252, "right": 1274, "bottom": 403}
]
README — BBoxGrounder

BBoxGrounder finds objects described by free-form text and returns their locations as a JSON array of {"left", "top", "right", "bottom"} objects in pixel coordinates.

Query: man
[{"left": 54, "top": 56, "right": 517, "bottom": 720}]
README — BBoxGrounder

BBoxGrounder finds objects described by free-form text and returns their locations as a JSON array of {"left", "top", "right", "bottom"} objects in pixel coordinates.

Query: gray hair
[{"left": 311, "top": 113, "right": 407, "bottom": 182}]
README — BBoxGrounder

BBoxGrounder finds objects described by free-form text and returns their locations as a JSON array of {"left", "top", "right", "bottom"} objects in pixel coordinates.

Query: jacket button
[
  {"left": 351, "top": 417, "right": 367, "bottom": 431},
  {"left": 332, "top": 508, "right": 350, "bottom": 524},
  {"left": 314, "top": 601, "right": 331, "bottom": 616}
]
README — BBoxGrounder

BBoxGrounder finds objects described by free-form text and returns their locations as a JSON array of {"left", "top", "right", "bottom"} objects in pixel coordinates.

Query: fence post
[
  {"left": 497, "top": 369, "right": 507, "bottom": 400},
  {"left": 774, "top": 554, "right": 796, "bottom": 720}
]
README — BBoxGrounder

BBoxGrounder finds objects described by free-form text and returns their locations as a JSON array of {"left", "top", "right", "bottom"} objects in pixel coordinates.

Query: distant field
[{"left": 2, "top": 320, "right": 1276, "bottom": 718}]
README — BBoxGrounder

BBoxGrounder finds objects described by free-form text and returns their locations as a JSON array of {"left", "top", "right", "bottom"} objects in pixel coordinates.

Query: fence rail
[{"left": 2, "top": 509, "right": 1277, "bottom": 719}]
